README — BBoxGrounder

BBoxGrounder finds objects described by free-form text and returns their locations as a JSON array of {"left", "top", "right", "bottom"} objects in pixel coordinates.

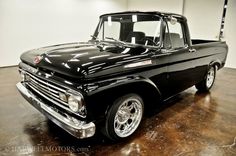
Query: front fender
[
  {"left": 85, "top": 75, "right": 161, "bottom": 97},
  {"left": 83, "top": 75, "right": 162, "bottom": 121}
]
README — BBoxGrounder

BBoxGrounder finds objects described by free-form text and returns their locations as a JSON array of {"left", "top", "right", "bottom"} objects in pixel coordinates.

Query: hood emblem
[{"left": 34, "top": 55, "right": 43, "bottom": 64}]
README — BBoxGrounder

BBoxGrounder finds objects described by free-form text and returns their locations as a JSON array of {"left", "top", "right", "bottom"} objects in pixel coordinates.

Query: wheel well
[
  {"left": 210, "top": 61, "right": 221, "bottom": 70},
  {"left": 86, "top": 82, "right": 161, "bottom": 119},
  {"left": 113, "top": 83, "right": 161, "bottom": 107}
]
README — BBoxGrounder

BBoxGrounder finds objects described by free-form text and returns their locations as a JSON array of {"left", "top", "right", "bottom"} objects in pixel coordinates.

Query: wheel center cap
[{"left": 118, "top": 110, "right": 130, "bottom": 123}]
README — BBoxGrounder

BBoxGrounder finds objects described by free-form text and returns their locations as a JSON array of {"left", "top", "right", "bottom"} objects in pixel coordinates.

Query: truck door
[{"left": 163, "top": 17, "right": 197, "bottom": 97}]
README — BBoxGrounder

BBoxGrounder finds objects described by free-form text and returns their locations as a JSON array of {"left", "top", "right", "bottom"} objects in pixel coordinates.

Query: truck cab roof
[{"left": 100, "top": 11, "right": 187, "bottom": 21}]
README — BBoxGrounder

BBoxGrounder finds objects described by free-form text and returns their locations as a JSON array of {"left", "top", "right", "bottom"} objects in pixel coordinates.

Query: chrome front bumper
[{"left": 16, "top": 82, "right": 95, "bottom": 139}]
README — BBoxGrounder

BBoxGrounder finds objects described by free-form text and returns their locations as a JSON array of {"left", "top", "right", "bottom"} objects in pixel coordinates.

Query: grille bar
[
  {"left": 30, "top": 78, "right": 59, "bottom": 94},
  {"left": 28, "top": 82, "right": 59, "bottom": 100},
  {"left": 27, "top": 83, "right": 76, "bottom": 115},
  {"left": 26, "top": 72, "right": 68, "bottom": 106},
  {"left": 27, "top": 72, "right": 66, "bottom": 93},
  {"left": 27, "top": 83, "right": 68, "bottom": 106},
  {"left": 30, "top": 80, "right": 59, "bottom": 98}
]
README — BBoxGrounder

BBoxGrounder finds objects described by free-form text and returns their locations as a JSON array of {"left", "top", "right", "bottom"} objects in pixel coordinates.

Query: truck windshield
[{"left": 93, "top": 14, "right": 161, "bottom": 47}]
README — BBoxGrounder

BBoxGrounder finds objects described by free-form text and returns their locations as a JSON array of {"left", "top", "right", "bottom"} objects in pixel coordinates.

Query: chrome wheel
[
  {"left": 206, "top": 67, "right": 215, "bottom": 88},
  {"left": 114, "top": 97, "right": 143, "bottom": 138},
  {"left": 195, "top": 66, "right": 217, "bottom": 92}
]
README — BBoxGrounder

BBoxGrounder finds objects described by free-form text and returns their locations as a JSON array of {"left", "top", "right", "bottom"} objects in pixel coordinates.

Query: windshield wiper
[
  {"left": 90, "top": 36, "right": 126, "bottom": 48},
  {"left": 100, "top": 37, "right": 160, "bottom": 50},
  {"left": 104, "top": 37, "right": 127, "bottom": 46}
]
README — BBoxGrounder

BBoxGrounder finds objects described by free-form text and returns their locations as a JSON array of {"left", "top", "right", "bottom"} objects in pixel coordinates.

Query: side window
[{"left": 164, "top": 20, "right": 185, "bottom": 49}]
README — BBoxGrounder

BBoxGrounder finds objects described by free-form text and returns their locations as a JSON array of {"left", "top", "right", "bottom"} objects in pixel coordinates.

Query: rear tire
[
  {"left": 195, "top": 66, "right": 216, "bottom": 92},
  {"left": 103, "top": 94, "right": 144, "bottom": 141}
]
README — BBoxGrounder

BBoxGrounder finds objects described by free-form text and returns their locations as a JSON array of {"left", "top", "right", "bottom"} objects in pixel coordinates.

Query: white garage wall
[
  {"left": 224, "top": 0, "right": 236, "bottom": 68},
  {"left": 183, "top": 0, "right": 235, "bottom": 68},
  {"left": 0, "top": 0, "right": 127, "bottom": 67},
  {"left": 183, "top": 0, "right": 224, "bottom": 40},
  {"left": 127, "top": 0, "right": 184, "bottom": 14}
]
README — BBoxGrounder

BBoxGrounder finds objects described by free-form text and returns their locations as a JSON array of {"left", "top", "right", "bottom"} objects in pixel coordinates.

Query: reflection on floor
[{"left": 0, "top": 67, "right": 235, "bottom": 155}]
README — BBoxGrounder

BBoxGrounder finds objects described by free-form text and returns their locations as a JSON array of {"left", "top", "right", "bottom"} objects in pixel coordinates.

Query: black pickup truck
[{"left": 16, "top": 11, "right": 228, "bottom": 141}]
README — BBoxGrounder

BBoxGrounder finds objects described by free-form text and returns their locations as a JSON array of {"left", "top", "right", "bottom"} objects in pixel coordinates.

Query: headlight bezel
[{"left": 67, "top": 90, "right": 86, "bottom": 116}]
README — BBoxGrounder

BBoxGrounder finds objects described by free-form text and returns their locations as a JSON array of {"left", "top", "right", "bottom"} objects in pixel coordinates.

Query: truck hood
[{"left": 20, "top": 42, "right": 154, "bottom": 80}]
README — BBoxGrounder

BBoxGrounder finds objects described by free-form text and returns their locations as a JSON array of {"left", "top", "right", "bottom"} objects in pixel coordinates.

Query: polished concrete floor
[{"left": 0, "top": 67, "right": 236, "bottom": 156}]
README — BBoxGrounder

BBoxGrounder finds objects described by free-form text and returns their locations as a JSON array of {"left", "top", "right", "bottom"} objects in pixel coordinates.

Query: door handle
[{"left": 189, "top": 48, "right": 196, "bottom": 53}]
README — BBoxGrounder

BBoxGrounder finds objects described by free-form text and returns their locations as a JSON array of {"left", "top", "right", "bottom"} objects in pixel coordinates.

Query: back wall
[
  {"left": 1, "top": 0, "right": 235, "bottom": 68},
  {"left": 0, "top": 0, "right": 127, "bottom": 67}
]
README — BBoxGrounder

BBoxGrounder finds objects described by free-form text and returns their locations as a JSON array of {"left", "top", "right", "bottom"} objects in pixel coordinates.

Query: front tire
[
  {"left": 104, "top": 94, "right": 144, "bottom": 141},
  {"left": 195, "top": 66, "right": 216, "bottom": 92}
]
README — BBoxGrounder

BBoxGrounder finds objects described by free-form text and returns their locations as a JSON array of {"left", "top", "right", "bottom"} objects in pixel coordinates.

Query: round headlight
[{"left": 68, "top": 94, "right": 83, "bottom": 113}]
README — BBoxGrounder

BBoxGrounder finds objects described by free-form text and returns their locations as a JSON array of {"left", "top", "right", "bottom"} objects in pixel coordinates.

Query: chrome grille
[
  {"left": 26, "top": 72, "right": 69, "bottom": 107},
  {"left": 22, "top": 70, "right": 86, "bottom": 118}
]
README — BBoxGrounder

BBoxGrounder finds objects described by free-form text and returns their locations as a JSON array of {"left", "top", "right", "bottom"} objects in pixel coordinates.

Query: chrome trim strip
[
  {"left": 26, "top": 73, "right": 69, "bottom": 105},
  {"left": 27, "top": 72, "right": 66, "bottom": 93},
  {"left": 29, "top": 81, "right": 60, "bottom": 98},
  {"left": 27, "top": 83, "right": 66, "bottom": 105},
  {"left": 19, "top": 63, "right": 38, "bottom": 74},
  {"left": 30, "top": 78, "right": 59, "bottom": 94}
]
